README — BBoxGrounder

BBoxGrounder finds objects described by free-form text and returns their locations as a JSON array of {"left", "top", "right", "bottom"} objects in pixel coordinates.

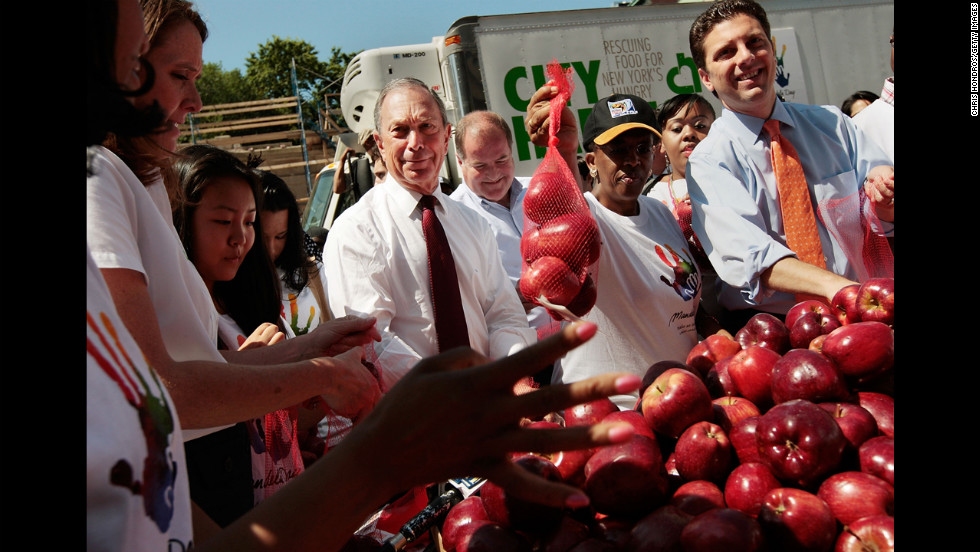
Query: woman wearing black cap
[{"left": 526, "top": 88, "right": 725, "bottom": 411}]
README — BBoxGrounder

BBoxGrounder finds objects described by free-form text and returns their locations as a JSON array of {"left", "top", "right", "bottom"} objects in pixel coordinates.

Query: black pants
[{"left": 184, "top": 422, "right": 254, "bottom": 527}]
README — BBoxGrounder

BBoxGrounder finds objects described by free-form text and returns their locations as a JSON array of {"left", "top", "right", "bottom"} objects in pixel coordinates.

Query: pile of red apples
[{"left": 438, "top": 277, "right": 894, "bottom": 552}]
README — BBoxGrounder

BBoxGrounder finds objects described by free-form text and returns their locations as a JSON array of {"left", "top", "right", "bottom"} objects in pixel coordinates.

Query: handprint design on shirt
[
  {"left": 656, "top": 243, "right": 700, "bottom": 301},
  {"left": 88, "top": 311, "right": 178, "bottom": 532},
  {"left": 285, "top": 292, "right": 316, "bottom": 336}
]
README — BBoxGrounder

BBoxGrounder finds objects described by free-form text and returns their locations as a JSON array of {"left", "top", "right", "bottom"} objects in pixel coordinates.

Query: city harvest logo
[{"left": 608, "top": 98, "right": 639, "bottom": 118}]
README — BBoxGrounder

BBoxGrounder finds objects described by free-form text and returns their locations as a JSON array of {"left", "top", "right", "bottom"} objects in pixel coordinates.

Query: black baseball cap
[{"left": 582, "top": 94, "right": 661, "bottom": 150}]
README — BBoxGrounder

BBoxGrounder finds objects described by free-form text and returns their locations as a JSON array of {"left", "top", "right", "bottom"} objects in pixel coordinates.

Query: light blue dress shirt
[{"left": 687, "top": 100, "right": 893, "bottom": 315}]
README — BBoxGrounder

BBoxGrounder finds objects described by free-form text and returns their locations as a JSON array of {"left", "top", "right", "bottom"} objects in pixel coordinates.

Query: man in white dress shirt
[{"left": 323, "top": 78, "right": 537, "bottom": 389}]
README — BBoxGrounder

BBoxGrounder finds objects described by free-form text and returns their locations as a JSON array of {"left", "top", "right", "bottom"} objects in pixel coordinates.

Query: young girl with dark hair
[
  {"left": 257, "top": 169, "right": 344, "bottom": 462},
  {"left": 256, "top": 169, "right": 331, "bottom": 337},
  {"left": 174, "top": 144, "right": 308, "bottom": 522}
]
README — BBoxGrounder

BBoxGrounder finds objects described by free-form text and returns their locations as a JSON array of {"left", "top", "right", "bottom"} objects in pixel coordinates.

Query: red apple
[
  {"left": 521, "top": 225, "right": 542, "bottom": 265},
  {"left": 729, "top": 415, "right": 763, "bottom": 465},
  {"left": 831, "top": 284, "right": 862, "bottom": 325},
  {"left": 626, "top": 504, "right": 694, "bottom": 552},
  {"left": 520, "top": 421, "right": 594, "bottom": 486},
  {"left": 520, "top": 256, "right": 582, "bottom": 307},
  {"left": 640, "top": 368, "right": 714, "bottom": 438},
  {"left": 537, "top": 514, "right": 592, "bottom": 552},
  {"left": 536, "top": 212, "right": 601, "bottom": 273},
  {"left": 455, "top": 520, "right": 532, "bottom": 552},
  {"left": 854, "top": 277, "right": 894, "bottom": 326},
  {"left": 565, "top": 274, "right": 597, "bottom": 317},
  {"left": 567, "top": 538, "right": 617, "bottom": 552},
  {"left": 564, "top": 397, "right": 620, "bottom": 428},
  {"left": 674, "top": 421, "right": 732, "bottom": 483},
  {"left": 727, "top": 345, "right": 782, "bottom": 410},
  {"left": 441, "top": 495, "right": 490, "bottom": 552},
  {"left": 480, "top": 455, "right": 564, "bottom": 534},
  {"left": 758, "top": 487, "right": 837, "bottom": 552},
  {"left": 816, "top": 471, "right": 894, "bottom": 526},
  {"left": 855, "top": 392, "right": 894, "bottom": 438},
  {"left": 671, "top": 479, "right": 726, "bottom": 516},
  {"left": 858, "top": 436, "right": 894, "bottom": 487},
  {"left": 663, "top": 451, "right": 682, "bottom": 490},
  {"left": 834, "top": 515, "right": 894, "bottom": 552},
  {"left": 686, "top": 333, "right": 743, "bottom": 378},
  {"left": 821, "top": 322, "right": 894, "bottom": 384},
  {"left": 789, "top": 310, "right": 841, "bottom": 349},
  {"left": 705, "top": 356, "right": 740, "bottom": 399},
  {"left": 770, "top": 349, "right": 850, "bottom": 405},
  {"left": 785, "top": 299, "right": 836, "bottom": 330},
  {"left": 819, "top": 402, "right": 879, "bottom": 452},
  {"left": 593, "top": 516, "right": 634, "bottom": 550},
  {"left": 712, "top": 395, "right": 761, "bottom": 433},
  {"left": 755, "top": 399, "right": 847, "bottom": 488},
  {"left": 524, "top": 171, "right": 577, "bottom": 224},
  {"left": 724, "top": 462, "right": 782, "bottom": 518},
  {"left": 735, "top": 312, "right": 791, "bottom": 354},
  {"left": 603, "top": 409, "right": 657, "bottom": 440},
  {"left": 640, "top": 359, "right": 697, "bottom": 397},
  {"left": 680, "top": 508, "right": 765, "bottom": 552},
  {"left": 808, "top": 333, "right": 828, "bottom": 353},
  {"left": 583, "top": 435, "right": 670, "bottom": 518}
]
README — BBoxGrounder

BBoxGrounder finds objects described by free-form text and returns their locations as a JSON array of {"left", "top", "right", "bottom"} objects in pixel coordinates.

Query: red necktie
[
  {"left": 420, "top": 195, "right": 470, "bottom": 352},
  {"left": 764, "top": 119, "right": 826, "bottom": 269}
]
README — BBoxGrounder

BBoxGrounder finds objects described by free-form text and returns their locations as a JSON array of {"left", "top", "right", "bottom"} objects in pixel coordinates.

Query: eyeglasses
[{"left": 596, "top": 140, "right": 658, "bottom": 161}]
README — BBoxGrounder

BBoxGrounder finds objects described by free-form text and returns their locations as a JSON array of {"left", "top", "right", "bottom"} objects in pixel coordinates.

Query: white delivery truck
[{"left": 313, "top": 0, "right": 892, "bottom": 229}]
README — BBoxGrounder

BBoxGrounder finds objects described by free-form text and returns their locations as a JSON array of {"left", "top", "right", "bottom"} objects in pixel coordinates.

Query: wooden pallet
[{"left": 179, "top": 96, "right": 343, "bottom": 201}]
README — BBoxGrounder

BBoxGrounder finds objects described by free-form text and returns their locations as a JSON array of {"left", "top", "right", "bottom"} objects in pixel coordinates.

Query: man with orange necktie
[
  {"left": 685, "top": 0, "right": 894, "bottom": 332},
  {"left": 323, "top": 78, "right": 537, "bottom": 390}
]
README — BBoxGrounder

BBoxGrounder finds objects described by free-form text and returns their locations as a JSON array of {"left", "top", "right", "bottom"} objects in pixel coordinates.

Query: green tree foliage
[
  {"left": 246, "top": 36, "right": 328, "bottom": 100},
  {"left": 320, "top": 47, "right": 358, "bottom": 115},
  {"left": 197, "top": 62, "right": 259, "bottom": 106},
  {"left": 245, "top": 36, "right": 359, "bottom": 132}
]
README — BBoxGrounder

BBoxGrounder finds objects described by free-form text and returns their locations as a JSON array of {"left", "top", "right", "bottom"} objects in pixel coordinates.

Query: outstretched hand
[
  {"left": 236, "top": 322, "right": 286, "bottom": 350},
  {"left": 312, "top": 346, "right": 383, "bottom": 424},
  {"left": 303, "top": 314, "right": 382, "bottom": 357},
  {"left": 864, "top": 165, "right": 894, "bottom": 222},
  {"left": 344, "top": 321, "right": 641, "bottom": 508}
]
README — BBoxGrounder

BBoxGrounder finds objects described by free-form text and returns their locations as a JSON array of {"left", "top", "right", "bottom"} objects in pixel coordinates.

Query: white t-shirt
[
  {"left": 555, "top": 193, "right": 702, "bottom": 410},
  {"left": 851, "top": 99, "right": 894, "bottom": 164},
  {"left": 86, "top": 146, "right": 229, "bottom": 441},
  {"left": 279, "top": 262, "right": 329, "bottom": 337},
  {"left": 646, "top": 177, "right": 689, "bottom": 208},
  {"left": 87, "top": 246, "right": 194, "bottom": 551}
]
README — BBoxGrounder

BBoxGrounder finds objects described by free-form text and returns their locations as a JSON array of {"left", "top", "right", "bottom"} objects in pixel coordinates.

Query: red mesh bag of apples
[
  {"left": 520, "top": 61, "right": 601, "bottom": 320},
  {"left": 817, "top": 189, "right": 893, "bottom": 280}
]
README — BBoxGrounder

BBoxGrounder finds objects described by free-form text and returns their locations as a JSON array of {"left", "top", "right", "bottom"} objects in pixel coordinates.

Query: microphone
[{"left": 379, "top": 477, "right": 486, "bottom": 551}]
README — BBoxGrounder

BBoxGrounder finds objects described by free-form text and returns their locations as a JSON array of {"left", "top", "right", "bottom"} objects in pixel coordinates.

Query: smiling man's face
[{"left": 697, "top": 13, "right": 778, "bottom": 119}]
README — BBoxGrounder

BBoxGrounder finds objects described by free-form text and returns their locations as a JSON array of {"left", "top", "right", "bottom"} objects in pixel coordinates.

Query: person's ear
[{"left": 698, "top": 68, "right": 715, "bottom": 93}]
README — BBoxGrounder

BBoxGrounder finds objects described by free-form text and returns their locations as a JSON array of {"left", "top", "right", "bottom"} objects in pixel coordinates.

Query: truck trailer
[{"left": 308, "top": 0, "right": 892, "bottom": 230}]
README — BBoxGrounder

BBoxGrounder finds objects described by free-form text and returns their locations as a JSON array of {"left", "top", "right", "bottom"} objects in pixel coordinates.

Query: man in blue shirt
[{"left": 685, "top": 0, "right": 894, "bottom": 329}]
